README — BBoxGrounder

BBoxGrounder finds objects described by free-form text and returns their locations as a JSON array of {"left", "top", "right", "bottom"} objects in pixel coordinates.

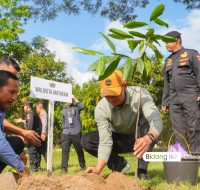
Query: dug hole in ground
[{"left": 13, "top": 172, "right": 145, "bottom": 190}]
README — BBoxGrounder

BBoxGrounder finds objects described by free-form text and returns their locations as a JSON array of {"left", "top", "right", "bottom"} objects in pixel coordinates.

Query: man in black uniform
[
  {"left": 61, "top": 96, "right": 86, "bottom": 173},
  {"left": 24, "top": 101, "right": 42, "bottom": 172},
  {"left": 162, "top": 31, "right": 200, "bottom": 154}
]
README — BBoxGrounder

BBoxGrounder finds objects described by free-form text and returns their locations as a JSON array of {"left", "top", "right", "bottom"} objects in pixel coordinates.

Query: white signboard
[{"left": 30, "top": 76, "right": 72, "bottom": 102}]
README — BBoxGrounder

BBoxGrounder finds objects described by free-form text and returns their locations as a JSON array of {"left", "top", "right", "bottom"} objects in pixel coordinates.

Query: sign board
[{"left": 30, "top": 76, "right": 72, "bottom": 102}]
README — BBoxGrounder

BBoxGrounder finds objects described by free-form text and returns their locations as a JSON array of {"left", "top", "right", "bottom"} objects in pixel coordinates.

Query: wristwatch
[{"left": 146, "top": 133, "right": 156, "bottom": 142}]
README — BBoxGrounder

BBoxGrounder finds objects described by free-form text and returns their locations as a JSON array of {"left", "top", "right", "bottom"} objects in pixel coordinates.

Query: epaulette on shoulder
[
  {"left": 185, "top": 48, "right": 199, "bottom": 54},
  {"left": 165, "top": 55, "right": 172, "bottom": 63}
]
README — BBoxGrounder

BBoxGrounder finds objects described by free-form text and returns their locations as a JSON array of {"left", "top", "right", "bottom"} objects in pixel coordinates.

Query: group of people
[
  {"left": 15, "top": 101, "right": 48, "bottom": 172},
  {"left": 0, "top": 30, "right": 200, "bottom": 180}
]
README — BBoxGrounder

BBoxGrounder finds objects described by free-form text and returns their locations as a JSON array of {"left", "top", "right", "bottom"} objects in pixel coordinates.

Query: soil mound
[{"left": 16, "top": 172, "right": 145, "bottom": 190}]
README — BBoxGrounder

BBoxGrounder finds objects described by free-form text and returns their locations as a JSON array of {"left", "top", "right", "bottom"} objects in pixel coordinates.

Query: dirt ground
[{"left": 15, "top": 172, "right": 146, "bottom": 190}]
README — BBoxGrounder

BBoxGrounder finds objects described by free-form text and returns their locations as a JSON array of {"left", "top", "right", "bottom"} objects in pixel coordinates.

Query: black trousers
[
  {"left": 170, "top": 100, "right": 200, "bottom": 154},
  {"left": 0, "top": 136, "right": 24, "bottom": 173},
  {"left": 61, "top": 133, "right": 85, "bottom": 170},
  {"left": 81, "top": 116, "right": 154, "bottom": 172},
  {"left": 28, "top": 144, "right": 41, "bottom": 172},
  {"left": 39, "top": 140, "right": 47, "bottom": 163}
]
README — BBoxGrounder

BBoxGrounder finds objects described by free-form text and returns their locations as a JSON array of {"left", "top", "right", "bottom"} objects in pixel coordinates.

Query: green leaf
[
  {"left": 123, "top": 59, "right": 133, "bottom": 80},
  {"left": 98, "top": 57, "right": 121, "bottom": 80},
  {"left": 127, "top": 40, "right": 141, "bottom": 52},
  {"left": 152, "top": 38, "right": 161, "bottom": 46},
  {"left": 150, "top": 4, "right": 165, "bottom": 21},
  {"left": 108, "top": 33, "right": 126, "bottom": 40},
  {"left": 146, "top": 42, "right": 157, "bottom": 51},
  {"left": 146, "top": 28, "right": 155, "bottom": 39},
  {"left": 154, "top": 49, "right": 163, "bottom": 63},
  {"left": 96, "top": 57, "right": 106, "bottom": 76},
  {"left": 99, "top": 32, "right": 116, "bottom": 53},
  {"left": 88, "top": 56, "right": 119, "bottom": 72},
  {"left": 129, "top": 31, "right": 146, "bottom": 39},
  {"left": 154, "top": 18, "right": 168, "bottom": 28},
  {"left": 106, "top": 56, "right": 120, "bottom": 64},
  {"left": 112, "top": 53, "right": 131, "bottom": 58},
  {"left": 73, "top": 47, "right": 103, "bottom": 56},
  {"left": 136, "top": 58, "right": 144, "bottom": 74},
  {"left": 144, "top": 54, "right": 152, "bottom": 76},
  {"left": 139, "top": 41, "right": 144, "bottom": 57},
  {"left": 124, "top": 21, "right": 148, "bottom": 29},
  {"left": 154, "top": 35, "right": 176, "bottom": 43},
  {"left": 146, "top": 43, "right": 163, "bottom": 63},
  {"left": 88, "top": 58, "right": 100, "bottom": 72},
  {"left": 109, "top": 28, "right": 133, "bottom": 38}
]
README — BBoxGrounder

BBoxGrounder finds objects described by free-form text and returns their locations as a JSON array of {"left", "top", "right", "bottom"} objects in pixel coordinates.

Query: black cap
[
  {"left": 25, "top": 101, "right": 33, "bottom": 108},
  {"left": 165, "top": 31, "right": 181, "bottom": 38}
]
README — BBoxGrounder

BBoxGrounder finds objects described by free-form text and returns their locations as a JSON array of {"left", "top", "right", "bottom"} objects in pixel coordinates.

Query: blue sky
[{"left": 20, "top": 1, "right": 200, "bottom": 85}]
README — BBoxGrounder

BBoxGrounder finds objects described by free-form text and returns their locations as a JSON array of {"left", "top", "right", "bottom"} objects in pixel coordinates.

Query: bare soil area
[{"left": 15, "top": 172, "right": 146, "bottom": 190}]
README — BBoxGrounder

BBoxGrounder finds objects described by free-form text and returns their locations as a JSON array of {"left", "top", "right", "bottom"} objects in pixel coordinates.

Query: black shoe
[
  {"left": 138, "top": 169, "right": 150, "bottom": 180},
  {"left": 59, "top": 168, "right": 67, "bottom": 175},
  {"left": 81, "top": 167, "right": 86, "bottom": 172},
  {"left": 112, "top": 157, "right": 131, "bottom": 173}
]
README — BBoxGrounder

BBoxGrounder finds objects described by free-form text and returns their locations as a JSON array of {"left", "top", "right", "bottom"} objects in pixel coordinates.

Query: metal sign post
[
  {"left": 30, "top": 76, "right": 72, "bottom": 176},
  {"left": 47, "top": 100, "right": 54, "bottom": 176}
]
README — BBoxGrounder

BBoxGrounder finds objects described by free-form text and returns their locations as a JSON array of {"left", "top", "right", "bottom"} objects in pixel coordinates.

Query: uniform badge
[
  {"left": 179, "top": 62, "right": 187, "bottom": 66},
  {"left": 179, "top": 58, "right": 188, "bottom": 66},
  {"left": 166, "top": 58, "right": 173, "bottom": 66},
  {"left": 180, "top": 51, "right": 188, "bottom": 58}
]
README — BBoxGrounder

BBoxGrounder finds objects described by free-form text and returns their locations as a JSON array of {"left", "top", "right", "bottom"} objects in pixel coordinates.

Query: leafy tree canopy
[
  {"left": 24, "top": 0, "right": 200, "bottom": 22},
  {"left": 0, "top": 0, "right": 31, "bottom": 41}
]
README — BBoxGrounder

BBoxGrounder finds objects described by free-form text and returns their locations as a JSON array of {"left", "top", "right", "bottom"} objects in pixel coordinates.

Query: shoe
[
  {"left": 59, "top": 169, "right": 67, "bottom": 175},
  {"left": 120, "top": 162, "right": 131, "bottom": 174},
  {"left": 138, "top": 173, "right": 150, "bottom": 180},
  {"left": 81, "top": 167, "right": 86, "bottom": 172},
  {"left": 138, "top": 169, "right": 150, "bottom": 180}
]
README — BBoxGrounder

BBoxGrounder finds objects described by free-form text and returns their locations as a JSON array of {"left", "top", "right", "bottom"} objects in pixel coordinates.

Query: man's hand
[
  {"left": 18, "top": 167, "right": 30, "bottom": 177},
  {"left": 85, "top": 159, "right": 106, "bottom": 175},
  {"left": 41, "top": 133, "right": 46, "bottom": 141},
  {"left": 72, "top": 95, "right": 79, "bottom": 103},
  {"left": 22, "top": 130, "right": 41, "bottom": 146},
  {"left": 20, "top": 153, "right": 27, "bottom": 166},
  {"left": 134, "top": 135, "right": 152, "bottom": 158},
  {"left": 197, "top": 96, "right": 200, "bottom": 101},
  {"left": 161, "top": 106, "right": 169, "bottom": 113},
  {"left": 85, "top": 167, "right": 101, "bottom": 174},
  {"left": 14, "top": 118, "right": 25, "bottom": 124}
]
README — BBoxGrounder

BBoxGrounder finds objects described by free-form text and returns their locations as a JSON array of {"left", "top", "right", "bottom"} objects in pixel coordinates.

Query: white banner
[
  {"left": 30, "top": 76, "right": 72, "bottom": 102},
  {"left": 143, "top": 152, "right": 181, "bottom": 162}
]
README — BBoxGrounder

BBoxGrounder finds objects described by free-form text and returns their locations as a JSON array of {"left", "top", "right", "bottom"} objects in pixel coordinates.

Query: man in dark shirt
[
  {"left": 24, "top": 101, "right": 42, "bottom": 172},
  {"left": 162, "top": 31, "right": 200, "bottom": 154},
  {"left": 61, "top": 96, "right": 86, "bottom": 172}
]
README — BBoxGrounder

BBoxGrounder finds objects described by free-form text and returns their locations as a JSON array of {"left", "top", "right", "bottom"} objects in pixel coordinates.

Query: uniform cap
[
  {"left": 100, "top": 70, "right": 123, "bottom": 97},
  {"left": 165, "top": 31, "right": 181, "bottom": 38}
]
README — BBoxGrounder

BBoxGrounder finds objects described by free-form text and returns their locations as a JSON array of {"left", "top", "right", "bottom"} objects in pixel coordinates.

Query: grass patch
[{"left": 3, "top": 148, "right": 200, "bottom": 190}]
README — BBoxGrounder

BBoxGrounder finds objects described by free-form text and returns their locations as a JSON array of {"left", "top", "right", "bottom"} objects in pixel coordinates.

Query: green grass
[{"left": 4, "top": 148, "right": 200, "bottom": 190}]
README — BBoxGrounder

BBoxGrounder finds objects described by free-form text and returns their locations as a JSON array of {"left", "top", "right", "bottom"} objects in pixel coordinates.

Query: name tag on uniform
[{"left": 68, "top": 117, "right": 73, "bottom": 124}]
